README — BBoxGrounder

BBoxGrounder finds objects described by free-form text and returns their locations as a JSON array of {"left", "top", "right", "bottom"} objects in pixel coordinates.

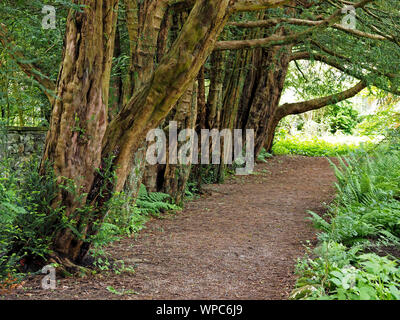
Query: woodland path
[{"left": 5, "top": 155, "right": 337, "bottom": 300}]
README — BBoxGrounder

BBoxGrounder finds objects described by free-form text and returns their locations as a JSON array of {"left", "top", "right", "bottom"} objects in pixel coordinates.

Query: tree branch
[
  {"left": 214, "top": 32, "right": 301, "bottom": 50},
  {"left": 231, "top": 0, "right": 291, "bottom": 12},
  {"left": 215, "top": 0, "right": 373, "bottom": 50},
  {"left": 169, "top": 0, "right": 291, "bottom": 13},
  {"left": 290, "top": 51, "right": 351, "bottom": 74},
  {"left": 275, "top": 81, "right": 366, "bottom": 120},
  {"left": 228, "top": 18, "right": 387, "bottom": 41},
  {"left": 291, "top": 50, "right": 400, "bottom": 95}
]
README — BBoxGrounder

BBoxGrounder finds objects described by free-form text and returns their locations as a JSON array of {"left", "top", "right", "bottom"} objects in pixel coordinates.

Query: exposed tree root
[{"left": 47, "top": 253, "right": 92, "bottom": 278}]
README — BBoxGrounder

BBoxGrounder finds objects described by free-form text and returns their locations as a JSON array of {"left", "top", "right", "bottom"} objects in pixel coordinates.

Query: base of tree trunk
[{"left": 47, "top": 253, "right": 92, "bottom": 278}]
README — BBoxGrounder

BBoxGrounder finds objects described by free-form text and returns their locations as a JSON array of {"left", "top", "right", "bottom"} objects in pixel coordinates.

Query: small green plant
[
  {"left": 326, "top": 102, "right": 360, "bottom": 135},
  {"left": 257, "top": 148, "right": 273, "bottom": 162},
  {"left": 89, "top": 183, "right": 181, "bottom": 272},
  {"left": 106, "top": 285, "right": 138, "bottom": 296},
  {"left": 135, "top": 184, "right": 180, "bottom": 218},
  {"left": 184, "top": 181, "right": 200, "bottom": 200},
  {"left": 0, "top": 158, "right": 61, "bottom": 281},
  {"left": 292, "top": 245, "right": 400, "bottom": 300}
]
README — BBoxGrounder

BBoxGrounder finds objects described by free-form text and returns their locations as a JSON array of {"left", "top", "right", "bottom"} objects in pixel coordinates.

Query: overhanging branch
[
  {"left": 228, "top": 18, "right": 387, "bottom": 41},
  {"left": 290, "top": 51, "right": 400, "bottom": 95},
  {"left": 231, "top": 0, "right": 291, "bottom": 12},
  {"left": 214, "top": 0, "right": 373, "bottom": 50},
  {"left": 169, "top": 0, "right": 291, "bottom": 13},
  {"left": 275, "top": 81, "right": 366, "bottom": 121}
]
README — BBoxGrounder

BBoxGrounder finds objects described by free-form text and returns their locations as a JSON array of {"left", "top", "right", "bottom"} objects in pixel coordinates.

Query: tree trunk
[
  {"left": 128, "top": 0, "right": 169, "bottom": 95},
  {"left": 40, "top": 0, "right": 119, "bottom": 263},
  {"left": 161, "top": 82, "right": 198, "bottom": 204},
  {"left": 140, "top": 5, "right": 183, "bottom": 195},
  {"left": 122, "top": 0, "right": 170, "bottom": 200},
  {"left": 239, "top": 42, "right": 292, "bottom": 155},
  {"left": 42, "top": 0, "right": 231, "bottom": 266},
  {"left": 98, "top": 0, "right": 230, "bottom": 193},
  {"left": 206, "top": 50, "right": 226, "bottom": 130},
  {"left": 217, "top": 47, "right": 253, "bottom": 182},
  {"left": 109, "top": 26, "right": 123, "bottom": 119}
]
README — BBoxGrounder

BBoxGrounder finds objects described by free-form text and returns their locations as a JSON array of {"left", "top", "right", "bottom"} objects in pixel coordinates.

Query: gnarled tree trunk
[
  {"left": 43, "top": 0, "right": 231, "bottom": 266},
  {"left": 237, "top": 38, "right": 293, "bottom": 155},
  {"left": 161, "top": 82, "right": 198, "bottom": 204},
  {"left": 40, "top": 0, "right": 120, "bottom": 263}
]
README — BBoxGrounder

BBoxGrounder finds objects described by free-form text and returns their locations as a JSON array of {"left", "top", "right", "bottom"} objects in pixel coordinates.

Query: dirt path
[{"left": 3, "top": 155, "right": 337, "bottom": 300}]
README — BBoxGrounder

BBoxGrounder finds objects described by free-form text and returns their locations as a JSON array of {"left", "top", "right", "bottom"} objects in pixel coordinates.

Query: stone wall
[{"left": 0, "top": 127, "right": 47, "bottom": 170}]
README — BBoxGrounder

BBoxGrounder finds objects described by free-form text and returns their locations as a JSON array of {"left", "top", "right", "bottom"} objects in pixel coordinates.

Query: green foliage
[
  {"left": 106, "top": 285, "right": 138, "bottom": 296},
  {"left": 0, "top": 159, "right": 60, "bottom": 279},
  {"left": 0, "top": 155, "right": 180, "bottom": 279},
  {"left": 187, "top": 164, "right": 234, "bottom": 188},
  {"left": 284, "top": 60, "right": 354, "bottom": 102},
  {"left": 283, "top": 59, "right": 361, "bottom": 136},
  {"left": 271, "top": 135, "right": 368, "bottom": 157},
  {"left": 292, "top": 244, "right": 400, "bottom": 300},
  {"left": 135, "top": 184, "right": 180, "bottom": 217},
  {"left": 326, "top": 102, "right": 360, "bottom": 135},
  {"left": 93, "top": 184, "right": 180, "bottom": 246},
  {"left": 193, "top": 165, "right": 221, "bottom": 185},
  {"left": 0, "top": 0, "right": 70, "bottom": 126},
  {"left": 293, "top": 130, "right": 400, "bottom": 300},
  {"left": 356, "top": 92, "right": 400, "bottom": 137},
  {"left": 257, "top": 149, "right": 273, "bottom": 163},
  {"left": 184, "top": 182, "right": 200, "bottom": 201}
]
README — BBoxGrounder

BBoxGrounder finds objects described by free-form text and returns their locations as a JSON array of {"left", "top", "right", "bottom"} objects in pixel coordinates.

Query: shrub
[
  {"left": 0, "top": 159, "right": 60, "bottom": 280},
  {"left": 326, "top": 102, "right": 360, "bottom": 135}
]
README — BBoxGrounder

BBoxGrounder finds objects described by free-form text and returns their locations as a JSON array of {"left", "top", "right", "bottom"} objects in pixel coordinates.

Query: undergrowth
[
  {"left": 271, "top": 135, "right": 372, "bottom": 157},
  {"left": 0, "top": 159, "right": 60, "bottom": 280},
  {"left": 0, "top": 152, "right": 181, "bottom": 285},
  {"left": 95, "top": 183, "right": 180, "bottom": 243},
  {"left": 88, "top": 183, "right": 181, "bottom": 272},
  {"left": 292, "top": 129, "right": 400, "bottom": 300}
]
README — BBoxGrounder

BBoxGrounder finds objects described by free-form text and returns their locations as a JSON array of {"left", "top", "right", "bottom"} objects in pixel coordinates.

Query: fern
[
  {"left": 98, "top": 183, "right": 181, "bottom": 243},
  {"left": 310, "top": 133, "right": 400, "bottom": 245},
  {"left": 135, "top": 184, "right": 180, "bottom": 217}
]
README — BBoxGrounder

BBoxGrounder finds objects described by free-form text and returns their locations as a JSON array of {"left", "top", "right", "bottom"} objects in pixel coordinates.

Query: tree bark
[
  {"left": 128, "top": 0, "right": 169, "bottom": 95},
  {"left": 42, "top": 0, "right": 231, "bottom": 265},
  {"left": 238, "top": 38, "right": 293, "bottom": 155},
  {"left": 161, "top": 82, "right": 198, "bottom": 204},
  {"left": 109, "top": 26, "right": 123, "bottom": 119},
  {"left": 98, "top": 0, "right": 231, "bottom": 194},
  {"left": 217, "top": 47, "right": 253, "bottom": 182},
  {"left": 206, "top": 50, "right": 225, "bottom": 129},
  {"left": 122, "top": 0, "right": 170, "bottom": 201},
  {"left": 40, "top": 0, "right": 119, "bottom": 263}
]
